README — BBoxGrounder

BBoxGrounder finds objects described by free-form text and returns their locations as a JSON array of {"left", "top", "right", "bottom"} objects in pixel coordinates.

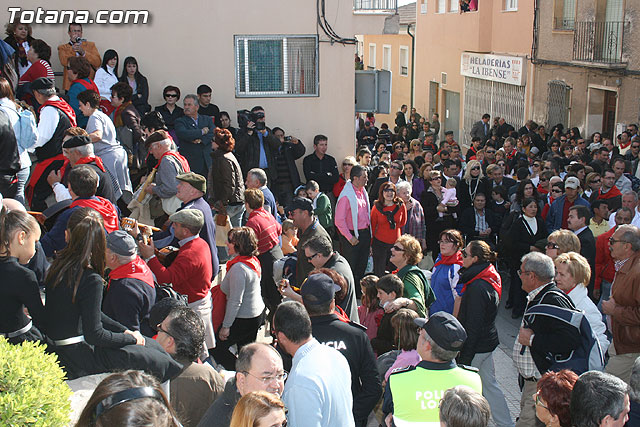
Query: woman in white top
[
  {"left": 211, "top": 226, "right": 265, "bottom": 371},
  {"left": 554, "top": 251, "right": 609, "bottom": 367},
  {"left": 94, "top": 49, "right": 119, "bottom": 100}
]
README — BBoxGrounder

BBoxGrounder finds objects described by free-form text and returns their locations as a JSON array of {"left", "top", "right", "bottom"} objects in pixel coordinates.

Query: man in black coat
[
  {"left": 514, "top": 252, "right": 581, "bottom": 426},
  {"left": 301, "top": 273, "right": 381, "bottom": 427},
  {"left": 271, "top": 127, "right": 306, "bottom": 207},
  {"left": 303, "top": 134, "right": 339, "bottom": 194},
  {"left": 567, "top": 205, "right": 597, "bottom": 299},
  {"left": 235, "top": 106, "right": 281, "bottom": 185},
  {"left": 459, "top": 193, "right": 498, "bottom": 242}
]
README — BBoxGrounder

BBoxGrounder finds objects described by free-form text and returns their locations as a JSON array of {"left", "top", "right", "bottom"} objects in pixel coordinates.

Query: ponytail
[{"left": 0, "top": 207, "right": 39, "bottom": 259}]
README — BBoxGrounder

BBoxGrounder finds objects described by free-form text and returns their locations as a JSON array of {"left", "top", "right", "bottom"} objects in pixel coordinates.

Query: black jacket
[
  {"left": 524, "top": 283, "right": 582, "bottom": 374},
  {"left": 235, "top": 127, "right": 281, "bottom": 182},
  {"left": 457, "top": 263, "right": 500, "bottom": 365},
  {"left": 302, "top": 152, "right": 339, "bottom": 193},
  {"left": 504, "top": 214, "right": 548, "bottom": 267},
  {"left": 310, "top": 313, "right": 382, "bottom": 423},
  {"left": 102, "top": 276, "right": 156, "bottom": 337},
  {"left": 459, "top": 207, "right": 498, "bottom": 239},
  {"left": 274, "top": 140, "right": 306, "bottom": 188},
  {"left": 577, "top": 227, "right": 597, "bottom": 294},
  {"left": 196, "top": 378, "right": 240, "bottom": 427},
  {"left": 0, "top": 110, "right": 19, "bottom": 176}
]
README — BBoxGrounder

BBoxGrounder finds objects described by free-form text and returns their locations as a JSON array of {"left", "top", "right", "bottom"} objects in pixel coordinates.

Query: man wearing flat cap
[
  {"left": 139, "top": 208, "right": 216, "bottom": 352},
  {"left": 152, "top": 171, "right": 219, "bottom": 279},
  {"left": 47, "top": 133, "right": 117, "bottom": 204},
  {"left": 382, "top": 311, "right": 482, "bottom": 426},
  {"left": 103, "top": 230, "right": 156, "bottom": 337},
  {"left": 27, "top": 77, "right": 77, "bottom": 211},
  {"left": 300, "top": 273, "right": 381, "bottom": 427}
]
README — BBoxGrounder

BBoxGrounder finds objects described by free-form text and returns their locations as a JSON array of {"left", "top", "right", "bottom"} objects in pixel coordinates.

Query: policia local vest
[{"left": 388, "top": 360, "right": 482, "bottom": 426}]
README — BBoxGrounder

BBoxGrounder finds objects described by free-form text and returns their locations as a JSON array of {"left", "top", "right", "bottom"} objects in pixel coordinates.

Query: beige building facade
[
  {"left": 530, "top": 0, "right": 639, "bottom": 139},
  {"left": 6, "top": 1, "right": 393, "bottom": 164},
  {"left": 413, "top": 0, "right": 534, "bottom": 144}
]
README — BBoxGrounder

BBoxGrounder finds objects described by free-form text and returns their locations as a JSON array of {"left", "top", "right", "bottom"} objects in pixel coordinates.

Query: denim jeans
[{"left": 471, "top": 351, "right": 515, "bottom": 427}]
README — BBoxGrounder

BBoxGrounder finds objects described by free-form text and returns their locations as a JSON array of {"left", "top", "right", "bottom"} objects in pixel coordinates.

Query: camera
[
  {"left": 237, "top": 109, "right": 266, "bottom": 131},
  {"left": 75, "top": 37, "right": 86, "bottom": 43},
  {"left": 284, "top": 136, "right": 292, "bottom": 142}
]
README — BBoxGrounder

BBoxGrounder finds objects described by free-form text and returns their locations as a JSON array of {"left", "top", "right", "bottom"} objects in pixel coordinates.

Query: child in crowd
[
  {"left": 489, "top": 185, "right": 509, "bottom": 224},
  {"left": 384, "top": 308, "right": 421, "bottom": 381},
  {"left": 371, "top": 274, "right": 404, "bottom": 356},
  {"left": 281, "top": 219, "right": 298, "bottom": 255},
  {"left": 440, "top": 177, "right": 459, "bottom": 219},
  {"left": 357, "top": 274, "right": 384, "bottom": 341}
]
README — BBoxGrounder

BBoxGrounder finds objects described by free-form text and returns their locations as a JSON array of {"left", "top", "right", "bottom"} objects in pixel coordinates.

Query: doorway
[
  {"left": 444, "top": 90, "right": 460, "bottom": 143},
  {"left": 587, "top": 87, "right": 617, "bottom": 138}
]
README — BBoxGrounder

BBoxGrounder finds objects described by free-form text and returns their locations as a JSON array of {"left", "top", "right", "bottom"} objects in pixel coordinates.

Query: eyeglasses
[
  {"left": 391, "top": 245, "right": 405, "bottom": 252},
  {"left": 461, "top": 251, "right": 470, "bottom": 258},
  {"left": 551, "top": 189, "right": 563, "bottom": 194},
  {"left": 609, "top": 238, "right": 629, "bottom": 245},
  {"left": 306, "top": 252, "right": 320, "bottom": 262},
  {"left": 545, "top": 242, "right": 559, "bottom": 250},
  {"left": 517, "top": 269, "right": 532, "bottom": 276},
  {"left": 533, "top": 164, "right": 541, "bottom": 168},
  {"left": 165, "top": 93, "right": 178, "bottom": 98},
  {"left": 383, "top": 188, "right": 395, "bottom": 193},
  {"left": 534, "top": 392, "right": 548, "bottom": 409},
  {"left": 156, "top": 323, "right": 174, "bottom": 339},
  {"left": 486, "top": 150, "right": 496, "bottom": 154},
  {"left": 471, "top": 166, "right": 480, "bottom": 171},
  {"left": 590, "top": 179, "right": 601, "bottom": 184},
  {"left": 632, "top": 145, "right": 640, "bottom": 149},
  {"left": 241, "top": 370, "right": 288, "bottom": 384},
  {"left": 438, "top": 240, "right": 454, "bottom": 245}
]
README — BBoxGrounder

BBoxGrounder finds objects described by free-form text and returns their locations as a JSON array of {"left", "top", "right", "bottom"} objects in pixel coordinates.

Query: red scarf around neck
[
  {"left": 598, "top": 185, "right": 622, "bottom": 200},
  {"left": 39, "top": 99, "right": 77, "bottom": 127},
  {"left": 433, "top": 251, "right": 464, "bottom": 268},
  {"left": 461, "top": 263, "right": 502, "bottom": 299},
  {"left": 76, "top": 156, "right": 106, "bottom": 172},
  {"left": 70, "top": 196, "right": 119, "bottom": 232},
  {"left": 226, "top": 255, "right": 262, "bottom": 278},
  {"left": 72, "top": 78, "right": 100, "bottom": 96},
  {"left": 159, "top": 151, "right": 190, "bottom": 174},
  {"left": 108, "top": 256, "right": 154, "bottom": 290}
]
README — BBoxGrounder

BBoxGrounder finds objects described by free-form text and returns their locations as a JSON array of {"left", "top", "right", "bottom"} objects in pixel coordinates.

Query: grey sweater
[{"left": 221, "top": 262, "right": 265, "bottom": 328}]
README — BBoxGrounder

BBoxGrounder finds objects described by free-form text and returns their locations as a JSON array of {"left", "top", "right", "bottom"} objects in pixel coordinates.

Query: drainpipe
[{"left": 407, "top": 23, "right": 415, "bottom": 110}]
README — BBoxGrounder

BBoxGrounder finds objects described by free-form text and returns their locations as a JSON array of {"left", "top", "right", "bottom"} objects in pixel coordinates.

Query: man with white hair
[
  {"left": 513, "top": 252, "right": 582, "bottom": 426},
  {"left": 47, "top": 133, "right": 117, "bottom": 203},
  {"left": 607, "top": 191, "right": 640, "bottom": 229},
  {"left": 175, "top": 94, "right": 214, "bottom": 176},
  {"left": 103, "top": 230, "right": 156, "bottom": 337},
  {"left": 245, "top": 167, "right": 277, "bottom": 217}
]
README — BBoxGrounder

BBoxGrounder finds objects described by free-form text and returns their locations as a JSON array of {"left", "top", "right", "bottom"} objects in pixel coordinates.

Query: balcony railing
[
  {"left": 354, "top": 0, "right": 397, "bottom": 11},
  {"left": 573, "top": 21, "right": 625, "bottom": 64}
]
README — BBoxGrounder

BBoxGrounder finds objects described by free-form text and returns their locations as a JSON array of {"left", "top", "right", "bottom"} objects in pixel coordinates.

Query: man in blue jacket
[
  {"left": 546, "top": 176, "right": 590, "bottom": 233},
  {"left": 175, "top": 94, "right": 214, "bottom": 176}
]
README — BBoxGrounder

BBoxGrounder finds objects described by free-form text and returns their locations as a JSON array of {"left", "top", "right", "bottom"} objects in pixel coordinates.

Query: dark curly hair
[
  {"left": 214, "top": 128, "right": 235, "bottom": 153},
  {"left": 68, "top": 56, "right": 92, "bottom": 79},
  {"left": 110, "top": 81, "right": 133, "bottom": 103},
  {"left": 29, "top": 39, "right": 51, "bottom": 63}
]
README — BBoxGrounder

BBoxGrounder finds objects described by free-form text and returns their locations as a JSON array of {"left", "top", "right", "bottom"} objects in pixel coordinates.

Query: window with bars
[
  {"left": 554, "top": 0, "right": 576, "bottom": 29},
  {"left": 399, "top": 46, "right": 409, "bottom": 76},
  {"left": 504, "top": 0, "right": 518, "bottom": 11},
  {"left": 235, "top": 35, "right": 318, "bottom": 97},
  {"left": 547, "top": 80, "right": 571, "bottom": 129}
]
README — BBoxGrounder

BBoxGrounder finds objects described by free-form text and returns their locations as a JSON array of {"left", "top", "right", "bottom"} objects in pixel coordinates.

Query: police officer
[
  {"left": 301, "top": 273, "right": 382, "bottom": 427},
  {"left": 382, "top": 311, "right": 482, "bottom": 426}
]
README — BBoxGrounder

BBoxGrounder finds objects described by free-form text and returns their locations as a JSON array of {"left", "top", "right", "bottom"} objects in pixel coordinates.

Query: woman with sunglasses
[
  {"left": 534, "top": 369, "right": 578, "bottom": 427},
  {"left": 230, "top": 391, "right": 287, "bottom": 427},
  {"left": 583, "top": 172, "right": 602, "bottom": 199},
  {"left": 155, "top": 85, "right": 184, "bottom": 141},
  {"left": 457, "top": 239, "right": 513, "bottom": 427},
  {"left": 458, "top": 159, "right": 489, "bottom": 211},
  {"left": 371, "top": 182, "right": 407, "bottom": 277},
  {"left": 541, "top": 181, "right": 564, "bottom": 221},
  {"left": 421, "top": 170, "right": 457, "bottom": 261},
  {"left": 545, "top": 229, "right": 580, "bottom": 260},
  {"left": 504, "top": 197, "right": 548, "bottom": 318}
]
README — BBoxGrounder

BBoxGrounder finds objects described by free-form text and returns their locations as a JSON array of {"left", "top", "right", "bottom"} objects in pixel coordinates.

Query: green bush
[{"left": 0, "top": 337, "right": 71, "bottom": 426}]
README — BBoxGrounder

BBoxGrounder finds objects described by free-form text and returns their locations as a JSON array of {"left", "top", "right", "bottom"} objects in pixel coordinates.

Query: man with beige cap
[{"left": 139, "top": 208, "right": 215, "bottom": 351}]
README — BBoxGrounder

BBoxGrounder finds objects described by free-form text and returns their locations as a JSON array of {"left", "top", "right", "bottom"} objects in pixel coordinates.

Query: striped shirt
[{"left": 246, "top": 207, "right": 282, "bottom": 255}]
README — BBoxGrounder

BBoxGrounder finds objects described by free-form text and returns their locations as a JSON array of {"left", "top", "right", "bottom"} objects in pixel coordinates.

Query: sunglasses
[
  {"left": 539, "top": 178, "right": 548, "bottom": 182},
  {"left": 533, "top": 164, "right": 541, "bottom": 168},
  {"left": 551, "top": 189, "right": 563, "bottom": 193},
  {"left": 486, "top": 150, "right": 496, "bottom": 154},
  {"left": 545, "top": 242, "right": 559, "bottom": 250},
  {"left": 165, "top": 93, "right": 178, "bottom": 98},
  {"left": 383, "top": 188, "right": 395, "bottom": 193},
  {"left": 471, "top": 166, "right": 480, "bottom": 171},
  {"left": 391, "top": 245, "right": 405, "bottom": 252},
  {"left": 590, "top": 179, "right": 601, "bottom": 184},
  {"left": 461, "top": 250, "right": 470, "bottom": 258},
  {"left": 306, "top": 252, "right": 320, "bottom": 262}
]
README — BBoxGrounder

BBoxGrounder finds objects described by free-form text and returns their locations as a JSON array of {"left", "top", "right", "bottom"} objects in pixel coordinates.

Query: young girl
[
  {"left": 281, "top": 219, "right": 298, "bottom": 256},
  {"left": 0, "top": 208, "right": 44, "bottom": 344},
  {"left": 440, "top": 177, "right": 459, "bottom": 219},
  {"left": 357, "top": 274, "right": 383, "bottom": 341},
  {"left": 384, "top": 308, "right": 421, "bottom": 382},
  {"left": 489, "top": 185, "right": 509, "bottom": 224}
]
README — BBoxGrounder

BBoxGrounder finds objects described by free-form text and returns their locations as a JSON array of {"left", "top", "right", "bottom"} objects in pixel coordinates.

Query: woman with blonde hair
[
  {"left": 458, "top": 159, "right": 489, "bottom": 210},
  {"left": 545, "top": 229, "right": 580, "bottom": 260},
  {"left": 554, "top": 252, "right": 608, "bottom": 366},
  {"left": 230, "top": 391, "right": 286, "bottom": 427}
]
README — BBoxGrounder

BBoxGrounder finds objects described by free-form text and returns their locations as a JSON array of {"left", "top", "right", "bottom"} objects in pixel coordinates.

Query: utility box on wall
[{"left": 355, "top": 70, "right": 392, "bottom": 113}]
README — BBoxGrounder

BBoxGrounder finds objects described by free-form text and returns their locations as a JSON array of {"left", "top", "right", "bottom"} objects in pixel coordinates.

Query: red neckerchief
[
  {"left": 505, "top": 148, "right": 517, "bottom": 160},
  {"left": 159, "top": 151, "right": 190, "bottom": 173},
  {"left": 26, "top": 154, "right": 69, "bottom": 205},
  {"left": 76, "top": 156, "right": 106, "bottom": 172},
  {"left": 334, "top": 305, "right": 350, "bottom": 323},
  {"left": 597, "top": 185, "right": 622, "bottom": 200},
  {"left": 461, "top": 263, "right": 502, "bottom": 299},
  {"left": 620, "top": 140, "right": 631, "bottom": 150},
  {"left": 108, "top": 256, "right": 154, "bottom": 290},
  {"left": 38, "top": 99, "right": 77, "bottom": 127},
  {"left": 70, "top": 196, "right": 119, "bottom": 232},
  {"left": 226, "top": 255, "right": 262, "bottom": 278},
  {"left": 433, "top": 251, "right": 464, "bottom": 268},
  {"left": 72, "top": 78, "right": 100, "bottom": 95},
  {"left": 537, "top": 184, "right": 549, "bottom": 195}
]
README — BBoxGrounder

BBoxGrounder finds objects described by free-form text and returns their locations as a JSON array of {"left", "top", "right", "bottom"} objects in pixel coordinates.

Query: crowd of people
[{"left": 1, "top": 21, "right": 640, "bottom": 427}]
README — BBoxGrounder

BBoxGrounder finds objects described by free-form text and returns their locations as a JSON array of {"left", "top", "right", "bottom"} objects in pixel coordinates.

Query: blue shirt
[{"left": 258, "top": 130, "right": 268, "bottom": 169}]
